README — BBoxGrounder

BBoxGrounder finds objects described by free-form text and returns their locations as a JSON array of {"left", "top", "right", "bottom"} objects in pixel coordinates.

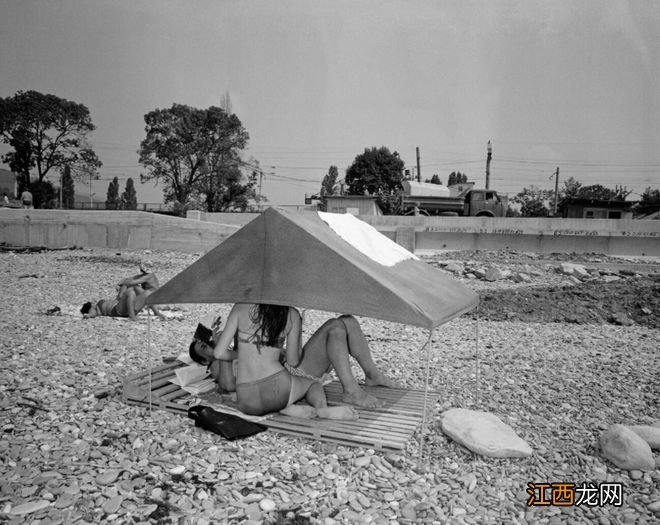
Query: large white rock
[
  {"left": 600, "top": 424, "right": 655, "bottom": 471},
  {"left": 628, "top": 425, "right": 660, "bottom": 450},
  {"left": 440, "top": 408, "right": 532, "bottom": 458}
]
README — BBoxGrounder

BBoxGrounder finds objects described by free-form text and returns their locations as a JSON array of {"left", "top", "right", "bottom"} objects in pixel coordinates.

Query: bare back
[{"left": 233, "top": 304, "right": 289, "bottom": 384}]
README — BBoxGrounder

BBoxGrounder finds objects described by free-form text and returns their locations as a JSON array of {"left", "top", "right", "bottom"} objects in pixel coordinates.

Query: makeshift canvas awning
[{"left": 147, "top": 207, "right": 478, "bottom": 329}]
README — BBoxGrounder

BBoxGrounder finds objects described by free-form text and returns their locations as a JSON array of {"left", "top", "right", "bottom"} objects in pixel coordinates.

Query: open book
[{"left": 170, "top": 358, "right": 217, "bottom": 395}]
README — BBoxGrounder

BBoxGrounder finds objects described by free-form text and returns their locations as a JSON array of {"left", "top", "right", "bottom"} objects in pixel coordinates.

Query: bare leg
[
  {"left": 116, "top": 287, "right": 139, "bottom": 321},
  {"left": 340, "top": 316, "right": 402, "bottom": 389},
  {"left": 300, "top": 319, "right": 383, "bottom": 408},
  {"left": 282, "top": 377, "right": 359, "bottom": 420}
]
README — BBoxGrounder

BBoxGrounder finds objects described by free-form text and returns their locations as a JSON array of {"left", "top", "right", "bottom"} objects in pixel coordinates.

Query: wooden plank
[{"left": 123, "top": 363, "right": 438, "bottom": 451}]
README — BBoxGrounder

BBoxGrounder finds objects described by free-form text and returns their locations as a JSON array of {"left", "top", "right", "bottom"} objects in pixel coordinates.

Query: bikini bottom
[{"left": 235, "top": 369, "right": 292, "bottom": 416}]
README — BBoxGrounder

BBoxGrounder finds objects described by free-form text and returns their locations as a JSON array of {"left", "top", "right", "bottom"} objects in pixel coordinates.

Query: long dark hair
[{"left": 250, "top": 304, "right": 289, "bottom": 346}]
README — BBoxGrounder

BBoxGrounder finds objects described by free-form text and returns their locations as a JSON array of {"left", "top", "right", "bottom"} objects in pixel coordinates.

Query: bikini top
[{"left": 237, "top": 328, "right": 285, "bottom": 350}]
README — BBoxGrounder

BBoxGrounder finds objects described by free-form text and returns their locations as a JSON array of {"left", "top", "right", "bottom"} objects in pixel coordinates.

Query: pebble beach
[{"left": 1, "top": 248, "right": 658, "bottom": 524}]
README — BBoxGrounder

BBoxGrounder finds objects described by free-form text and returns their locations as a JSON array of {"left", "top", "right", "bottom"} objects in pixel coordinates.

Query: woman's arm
[
  {"left": 213, "top": 305, "right": 240, "bottom": 360},
  {"left": 284, "top": 308, "right": 303, "bottom": 366}
]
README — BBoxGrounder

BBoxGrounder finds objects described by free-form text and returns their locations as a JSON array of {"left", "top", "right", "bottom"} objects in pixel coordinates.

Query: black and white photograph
[{"left": 0, "top": 1, "right": 658, "bottom": 524}]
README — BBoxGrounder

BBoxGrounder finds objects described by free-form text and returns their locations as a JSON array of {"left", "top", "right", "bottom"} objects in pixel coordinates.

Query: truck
[{"left": 400, "top": 180, "right": 508, "bottom": 217}]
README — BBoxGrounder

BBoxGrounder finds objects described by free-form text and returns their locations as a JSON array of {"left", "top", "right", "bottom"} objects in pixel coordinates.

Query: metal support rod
[
  {"left": 474, "top": 303, "right": 480, "bottom": 408},
  {"left": 147, "top": 308, "right": 152, "bottom": 415},
  {"left": 417, "top": 329, "right": 434, "bottom": 470}
]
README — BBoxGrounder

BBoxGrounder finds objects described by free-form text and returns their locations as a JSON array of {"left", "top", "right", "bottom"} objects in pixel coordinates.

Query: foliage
[
  {"left": 557, "top": 177, "right": 633, "bottom": 214},
  {"left": 425, "top": 174, "right": 442, "bottom": 185},
  {"left": 345, "top": 146, "right": 404, "bottom": 214},
  {"left": 560, "top": 177, "right": 631, "bottom": 202},
  {"left": 447, "top": 172, "right": 468, "bottom": 186},
  {"left": 201, "top": 165, "right": 259, "bottom": 212},
  {"left": 138, "top": 103, "right": 250, "bottom": 209},
  {"left": 635, "top": 187, "right": 660, "bottom": 216},
  {"left": 106, "top": 177, "right": 120, "bottom": 210},
  {"left": 512, "top": 185, "right": 553, "bottom": 217},
  {"left": 0, "top": 91, "right": 102, "bottom": 188},
  {"left": 31, "top": 180, "right": 57, "bottom": 209},
  {"left": 61, "top": 165, "right": 75, "bottom": 209},
  {"left": 320, "top": 165, "right": 340, "bottom": 196},
  {"left": 121, "top": 178, "right": 138, "bottom": 210}
]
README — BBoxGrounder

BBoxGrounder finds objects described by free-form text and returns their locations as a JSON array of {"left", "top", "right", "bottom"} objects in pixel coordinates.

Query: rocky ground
[{"left": 0, "top": 247, "right": 658, "bottom": 525}]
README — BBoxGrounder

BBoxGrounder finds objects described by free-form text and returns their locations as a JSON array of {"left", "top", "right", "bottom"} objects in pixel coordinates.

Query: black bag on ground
[{"left": 188, "top": 405, "right": 267, "bottom": 440}]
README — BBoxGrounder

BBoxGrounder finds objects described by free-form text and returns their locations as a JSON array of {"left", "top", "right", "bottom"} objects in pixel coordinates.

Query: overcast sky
[{"left": 1, "top": 0, "right": 658, "bottom": 206}]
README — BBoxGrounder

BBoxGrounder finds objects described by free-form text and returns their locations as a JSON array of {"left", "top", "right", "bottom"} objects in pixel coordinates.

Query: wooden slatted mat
[{"left": 123, "top": 361, "right": 437, "bottom": 451}]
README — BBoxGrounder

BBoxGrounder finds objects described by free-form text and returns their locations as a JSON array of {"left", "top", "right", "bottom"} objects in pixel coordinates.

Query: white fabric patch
[{"left": 318, "top": 211, "right": 418, "bottom": 266}]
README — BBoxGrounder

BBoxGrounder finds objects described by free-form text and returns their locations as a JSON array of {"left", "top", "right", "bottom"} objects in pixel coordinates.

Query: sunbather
[
  {"left": 81, "top": 286, "right": 147, "bottom": 321},
  {"left": 188, "top": 319, "right": 237, "bottom": 393},
  {"left": 115, "top": 268, "right": 166, "bottom": 319},
  {"left": 81, "top": 270, "right": 165, "bottom": 321},
  {"left": 210, "top": 303, "right": 400, "bottom": 418}
]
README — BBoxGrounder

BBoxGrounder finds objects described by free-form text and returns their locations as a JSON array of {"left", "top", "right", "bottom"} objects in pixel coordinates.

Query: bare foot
[
  {"left": 342, "top": 386, "right": 384, "bottom": 408},
  {"left": 280, "top": 405, "right": 317, "bottom": 419},
  {"left": 316, "top": 406, "right": 359, "bottom": 420},
  {"left": 364, "top": 372, "right": 403, "bottom": 389}
]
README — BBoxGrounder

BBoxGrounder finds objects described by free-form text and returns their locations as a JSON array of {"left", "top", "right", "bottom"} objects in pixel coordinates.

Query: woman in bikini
[
  {"left": 212, "top": 303, "right": 401, "bottom": 418},
  {"left": 81, "top": 270, "right": 166, "bottom": 321}
]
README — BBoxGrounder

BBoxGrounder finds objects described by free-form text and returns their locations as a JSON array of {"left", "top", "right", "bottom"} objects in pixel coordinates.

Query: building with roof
[{"left": 561, "top": 198, "right": 635, "bottom": 219}]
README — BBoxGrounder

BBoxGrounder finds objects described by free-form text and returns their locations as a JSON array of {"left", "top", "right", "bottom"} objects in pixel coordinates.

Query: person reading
[{"left": 188, "top": 318, "right": 237, "bottom": 393}]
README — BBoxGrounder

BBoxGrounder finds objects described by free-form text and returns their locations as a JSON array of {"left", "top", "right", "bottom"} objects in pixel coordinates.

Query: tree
[
  {"left": 0, "top": 91, "right": 102, "bottom": 194},
  {"left": 31, "top": 180, "right": 57, "bottom": 209},
  {"left": 138, "top": 103, "right": 250, "bottom": 208},
  {"left": 320, "top": 165, "right": 340, "bottom": 196},
  {"left": 557, "top": 177, "right": 633, "bottom": 214},
  {"left": 447, "top": 172, "right": 468, "bottom": 186},
  {"left": 121, "top": 178, "right": 138, "bottom": 210},
  {"left": 345, "top": 146, "right": 405, "bottom": 214},
  {"left": 513, "top": 185, "right": 553, "bottom": 217},
  {"left": 583, "top": 184, "right": 631, "bottom": 200},
  {"left": 200, "top": 164, "right": 258, "bottom": 212},
  {"left": 106, "top": 177, "right": 120, "bottom": 210},
  {"left": 61, "top": 165, "right": 75, "bottom": 209},
  {"left": 425, "top": 174, "right": 442, "bottom": 185},
  {"left": 635, "top": 187, "right": 660, "bottom": 216}
]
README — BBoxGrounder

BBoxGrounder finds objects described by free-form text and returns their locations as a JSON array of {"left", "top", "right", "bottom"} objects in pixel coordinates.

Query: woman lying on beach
[
  {"left": 81, "top": 271, "right": 165, "bottom": 321},
  {"left": 205, "top": 303, "right": 401, "bottom": 419}
]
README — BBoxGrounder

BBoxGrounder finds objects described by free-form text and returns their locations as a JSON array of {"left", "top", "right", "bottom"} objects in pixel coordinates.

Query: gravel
[{"left": 0, "top": 247, "right": 658, "bottom": 524}]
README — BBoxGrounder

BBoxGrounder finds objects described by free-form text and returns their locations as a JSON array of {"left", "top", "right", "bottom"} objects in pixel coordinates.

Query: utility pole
[
  {"left": 553, "top": 167, "right": 560, "bottom": 216},
  {"left": 258, "top": 170, "right": 263, "bottom": 202},
  {"left": 486, "top": 140, "right": 492, "bottom": 190},
  {"left": 416, "top": 147, "right": 421, "bottom": 183},
  {"left": 89, "top": 172, "right": 93, "bottom": 209}
]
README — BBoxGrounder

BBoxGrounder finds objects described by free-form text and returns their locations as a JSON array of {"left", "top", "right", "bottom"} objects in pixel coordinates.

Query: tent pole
[
  {"left": 417, "top": 329, "right": 433, "bottom": 470},
  {"left": 474, "top": 304, "right": 480, "bottom": 408},
  {"left": 147, "top": 309, "right": 152, "bottom": 415}
]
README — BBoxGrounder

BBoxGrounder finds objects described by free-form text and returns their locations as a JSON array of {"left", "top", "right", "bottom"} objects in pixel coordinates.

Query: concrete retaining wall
[
  {"left": 0, "top": 209, "right": 249, "bottom": 253},
  {"left": 360, "top": 215, "right": 660, "bottom": 256},
  {"left": 1, "top": 208, "right": 658, "bottom": 256}
]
